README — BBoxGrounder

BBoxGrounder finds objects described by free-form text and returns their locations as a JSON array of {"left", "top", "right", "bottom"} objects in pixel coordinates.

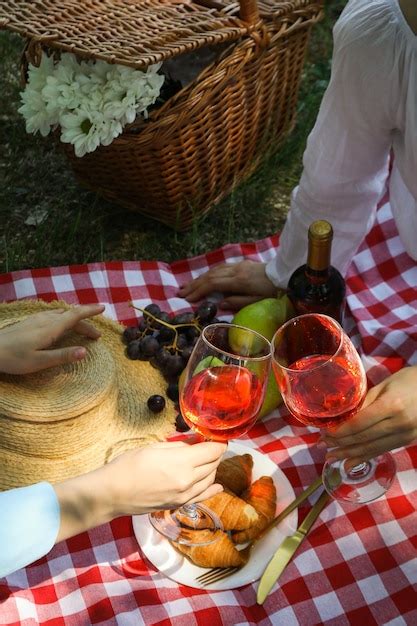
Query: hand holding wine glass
[
  {"left": 319, "top": 365, "right": 417, "bottom": 464},
  {"left": 149, "top": 322, "right": 271, "bottom": 544},
  {"left": 272, "top": 313, "right": 396, "bottom": 503}
]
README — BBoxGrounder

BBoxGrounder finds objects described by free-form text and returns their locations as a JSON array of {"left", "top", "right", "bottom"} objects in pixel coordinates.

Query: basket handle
[
  {"left": 238, "top": 0, "right": 260, "bottom": 25},
  {"left": 195, "top": 0, "right": 260, "bottom": 25}
]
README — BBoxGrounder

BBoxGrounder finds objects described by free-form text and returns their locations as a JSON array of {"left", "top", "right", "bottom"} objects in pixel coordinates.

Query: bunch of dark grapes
[{"left": 123, "top": 301, "right": 219, "bottom": 428}]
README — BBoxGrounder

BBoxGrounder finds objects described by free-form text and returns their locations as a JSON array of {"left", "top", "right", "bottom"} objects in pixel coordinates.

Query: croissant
[
  {"left": 176, "top": 491, "right": 259, "bottom": 530},
  {"left": 232, "top": 476, "right": 277, "bottom": 544},
  {"left": 172, "top": 529, "right": 247, "bottom": 568},
  {"left": 215, "top": 453, "right": 253, "bottom": 495}
]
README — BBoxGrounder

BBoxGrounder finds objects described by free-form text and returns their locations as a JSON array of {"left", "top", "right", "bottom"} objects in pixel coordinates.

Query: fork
[{"left": 196, "top": 474, "right": 323, "bottom": 586}]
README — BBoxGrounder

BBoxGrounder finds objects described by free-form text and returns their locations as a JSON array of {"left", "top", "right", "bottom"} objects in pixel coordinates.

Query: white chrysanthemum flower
[
  {"left": 100, "top": 117, "right": 123, "bottom": 145},
  {"left": 54, "top": 53, "right": 79, "bottom": 84},
  {"left": 60, "top": 108, "right": 123, "bottom": 157},
  {"left": 18, "top": 87, "right": 56, "bottom": 136},
  {"left": 26, "top": 53, "right": 55, "bottom": 92},
  {"left": 60, "top": 109, "right": 100, "bottom": 157},
  {"left": 104, "top": 92, "right": 137, "bottom": 124},
  {"left": 43, "top": 74, "right": 85, "bottom": 115},
  {"left": 19, "top": 51, "right": 165, "bottom": 155}
]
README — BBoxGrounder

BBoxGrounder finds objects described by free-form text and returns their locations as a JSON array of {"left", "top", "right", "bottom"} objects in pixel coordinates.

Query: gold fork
[{"left": 196, "top": 474, "right": 323, "bottom": 586}]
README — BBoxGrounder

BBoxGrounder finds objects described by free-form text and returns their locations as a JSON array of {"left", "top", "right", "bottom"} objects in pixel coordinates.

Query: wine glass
[
  {"left": 149, "top": 322, "right": 271, "bottom": 545},
  {"left": 271, "top": 313, "right": 396, "bottom": 503}
]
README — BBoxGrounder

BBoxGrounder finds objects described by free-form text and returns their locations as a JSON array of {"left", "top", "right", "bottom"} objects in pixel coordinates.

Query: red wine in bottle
[{"left": 287, "top": 220, "right": 346, "bottom": 324}]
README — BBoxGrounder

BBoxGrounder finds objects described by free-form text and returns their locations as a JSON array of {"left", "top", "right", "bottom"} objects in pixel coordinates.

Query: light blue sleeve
[{"left": 0, "top": 482, "right": 60, "bottom": 578}]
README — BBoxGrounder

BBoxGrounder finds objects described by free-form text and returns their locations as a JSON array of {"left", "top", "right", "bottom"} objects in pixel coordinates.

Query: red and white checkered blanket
[{"left": 0, "top": 200, "right": 416, "bottom": 625}]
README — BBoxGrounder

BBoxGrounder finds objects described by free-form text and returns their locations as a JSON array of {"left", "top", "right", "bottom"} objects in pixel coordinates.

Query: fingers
[
  {"left": 325, "top": 428, "right": 417, "bottom": 463},
  {"left": 25, "top": 305, "right": 104, "bottom": 346},
  {"left": 188, "top": 483, "right": 224, "bottom": 504},
  {"left": 192, "top": 457, "right": 224, "bottom": 483},
  {"left": 178, "top": 279, "right": 211, "bottom": 302},
  {"left": 56, "top": 305, "right": 105, "bottom": 336},
  {"left": 29, "top": 346, "right": 88, "bottom": 371},
  {"left": 178, "top": 260, "right": 276, "bottom": 307},
  {"left": 324, "top": 394, "right": 391, "bottom": 439},
  {"left": 185, "top": 469, "right": 224, "bottom": 504},
  {"left": 321, "top": 415, "right": 399, "bottom": 449},
  {"left": 73, "top": 319, "right": 102, "bottom": 339},
  {"left": 179, "top": 267, "right": 234, "bottom": 303},
  {"left": 150, "top": 441, "right": 191, "bottom": 450},
  {"left": 186, "top": 441, "right": 227, "bottom": 466}
]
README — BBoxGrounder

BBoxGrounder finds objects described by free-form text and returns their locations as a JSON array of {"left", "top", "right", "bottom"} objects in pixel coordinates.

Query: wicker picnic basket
[{"left": 0, "top": 0, "right": 323, "bottom": 230}]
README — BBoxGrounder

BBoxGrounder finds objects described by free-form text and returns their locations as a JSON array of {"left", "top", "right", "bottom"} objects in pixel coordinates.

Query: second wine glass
[
  {"left": 149, "top": 322, "right": 271, "bottom": 545},
  {"left": 272, "top": 313, "right": 396, "bottom": 503}
]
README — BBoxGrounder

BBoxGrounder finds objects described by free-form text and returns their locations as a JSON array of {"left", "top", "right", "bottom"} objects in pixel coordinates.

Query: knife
[{"left": 257, "top": 489, "right": 330, "bottom": 605}]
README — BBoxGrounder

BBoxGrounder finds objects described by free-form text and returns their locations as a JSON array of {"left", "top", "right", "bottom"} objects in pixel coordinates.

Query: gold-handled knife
[{"left": 257, "top": 489, "right": 330, "bottom": 605}]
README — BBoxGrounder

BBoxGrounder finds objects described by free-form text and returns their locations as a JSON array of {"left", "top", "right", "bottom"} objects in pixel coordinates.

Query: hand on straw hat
[
  {"left": 53, "top": 440, "right": 227, "bottom": 542},
  {"left": 0, "top": 304, "right": 105, "bottom": 375},
  {"left": 178, "top": 260, "right": 277, "bottom": 310}
]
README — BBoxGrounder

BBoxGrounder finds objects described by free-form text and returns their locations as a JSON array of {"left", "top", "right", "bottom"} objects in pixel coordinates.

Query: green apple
[
  {"left": 229, "top": 295, "right": 293, "bottom": 417},
  {"left": 257, "top": 371, "right": 282, "bottom": 419},
  {"left": 245, "top": 359, "right": 283, "bottom": 419},
  {"left": 229, "top": 295, "right": 294, "bottom": 354},
  {"left": 194, "top": 355, "right": 224, "bottom": 375},
  {"left": 179, "top": 355, "right": 224, "bottom": 393}
]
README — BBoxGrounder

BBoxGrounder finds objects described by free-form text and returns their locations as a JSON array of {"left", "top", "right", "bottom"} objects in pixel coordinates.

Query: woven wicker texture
[
  {"left": 0, "top": 0, "right": 321, "bottom": 67},
  {"left": 0, "top": 301, "right": 177, "bottom": 490},
  {"left": 0, "top": 0, "right": 323, "bottom": 229}
]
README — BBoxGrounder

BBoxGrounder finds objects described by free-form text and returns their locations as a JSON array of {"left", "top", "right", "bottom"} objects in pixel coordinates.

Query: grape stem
[{"left": 128, "top": 302, "right": 202, "bottom": 353}]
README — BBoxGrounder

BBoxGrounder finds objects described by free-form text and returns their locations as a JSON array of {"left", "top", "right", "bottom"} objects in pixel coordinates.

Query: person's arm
[
  {"left": 0, "top": 440, "right": 226, "bottom": 578},
  {"left": 266, "top": 0, "right": 395, "bottom": 288},
  {"left": 179, "top": 1, "right": 397, "bottom": 307},
  {"left": 0, "top": 308, "right": 226, "bottom": 578},
  {"left": 0, "top": 482, "right": 60, "bottom": 578}
]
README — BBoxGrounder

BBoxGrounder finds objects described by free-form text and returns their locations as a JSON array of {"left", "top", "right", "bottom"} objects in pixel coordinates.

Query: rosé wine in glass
[
  {"left": 181, "top": 364, "right": 264, "bottom": 441},
  {"left": 272, "top": 313, "right": 395, "bottom": 504},
  {"left": 149, "top": 322, "right": 271, "bottom": 545},
  {"left": 277, "top": 353, "right": 365, "bottom": 429}
]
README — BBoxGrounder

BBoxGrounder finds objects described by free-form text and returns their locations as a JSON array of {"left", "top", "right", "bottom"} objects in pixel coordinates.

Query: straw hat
[{"left": 0, "top": 300, "right": 177, "bottom": 491}]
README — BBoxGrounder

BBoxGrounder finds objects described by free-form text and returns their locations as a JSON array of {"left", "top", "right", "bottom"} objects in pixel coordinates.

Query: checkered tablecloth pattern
[{"left": 1, "top": 201, "right": 417, "bottom": 625}]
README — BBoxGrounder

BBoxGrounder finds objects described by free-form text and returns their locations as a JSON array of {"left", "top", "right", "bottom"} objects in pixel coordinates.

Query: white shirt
[
  {"left": 266, "top": 0, "right": 417, "bottom": 288},
  {"left": 0, "top": 483, "right": 60, "bottom": 578}
]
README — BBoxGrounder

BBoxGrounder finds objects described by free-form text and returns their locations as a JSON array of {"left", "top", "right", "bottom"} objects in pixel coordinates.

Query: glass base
[
  {"left": 322, "top": 453, "right": 396, "bottom": 504},
  {"left": 149, "top": 503, "right": 223, "bottom": 545}
]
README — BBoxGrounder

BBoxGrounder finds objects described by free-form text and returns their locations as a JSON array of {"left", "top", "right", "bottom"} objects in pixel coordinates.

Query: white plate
[{"left": 132, "top": 441, "right": 298, "bottom": 590}]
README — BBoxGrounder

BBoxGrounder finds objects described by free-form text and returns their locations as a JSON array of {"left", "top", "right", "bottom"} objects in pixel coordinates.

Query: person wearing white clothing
[
  {"left": 0, "top": 306, "right": 225, "bottom": 578},
  {"left": 179, "top": 0, "right": 417, "bottom": 464}
]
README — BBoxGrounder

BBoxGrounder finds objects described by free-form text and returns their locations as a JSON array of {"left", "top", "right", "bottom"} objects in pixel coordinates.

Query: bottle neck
[{"left": 306, "top": 236, "right": 332, "bottom": 273}]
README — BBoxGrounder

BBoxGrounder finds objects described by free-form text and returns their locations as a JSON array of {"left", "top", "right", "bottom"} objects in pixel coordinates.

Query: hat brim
[{"left": 0, "top": 300, "right": 177, "bottom": 490}]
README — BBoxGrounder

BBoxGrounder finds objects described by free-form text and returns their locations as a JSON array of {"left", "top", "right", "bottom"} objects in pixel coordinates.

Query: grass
[{"left": 0, "top": 1, "right": 346, "bottom": 274}]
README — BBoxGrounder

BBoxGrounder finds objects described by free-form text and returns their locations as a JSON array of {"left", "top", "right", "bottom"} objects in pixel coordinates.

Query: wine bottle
[{"left": 287, "top": 220, "right": 346, "bottom": 324}]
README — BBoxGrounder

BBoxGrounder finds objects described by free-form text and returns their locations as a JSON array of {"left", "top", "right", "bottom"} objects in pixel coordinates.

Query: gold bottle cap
[{"left": 308, "top": 220, "right": 333, "bottom": 241}]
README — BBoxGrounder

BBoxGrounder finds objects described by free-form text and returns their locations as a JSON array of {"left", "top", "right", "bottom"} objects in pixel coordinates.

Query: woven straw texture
[
  {"left": 0, "top": 0, "right": 323, "bottom": 230},
  {"left": 0, "top": 300, "right": 177, "bottom": 490}
]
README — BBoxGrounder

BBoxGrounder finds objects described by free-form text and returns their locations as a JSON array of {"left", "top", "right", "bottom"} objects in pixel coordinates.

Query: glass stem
[
  {"left": 341, "top": 459, "right": 376, "bottom": 483},
  {"left": 179, "top": 503, "right": 198, "bottom": 519},
  {"left": 348, "top": 462, "right": 371, "bottom": 478}
]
